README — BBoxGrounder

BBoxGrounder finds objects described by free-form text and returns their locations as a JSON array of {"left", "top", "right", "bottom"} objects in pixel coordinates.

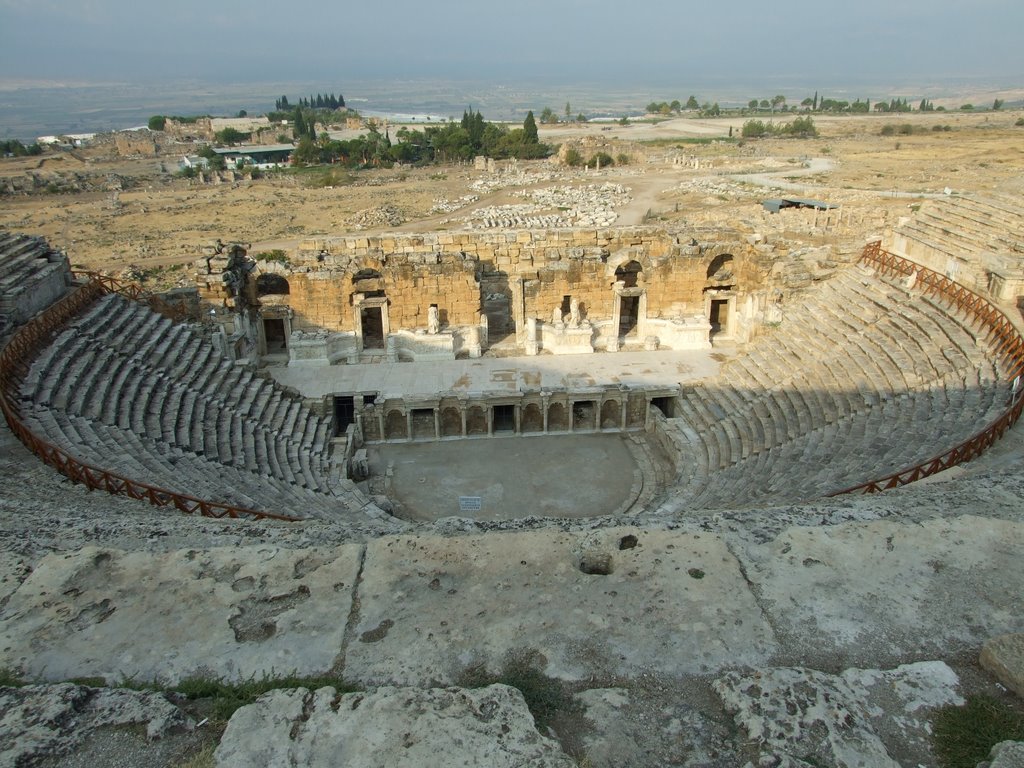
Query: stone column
[
  {"left": 406, "top": 410, "right": 414, "bottom": 442},
  {"left": 608, "top": 289, "right": 622, "bottom": 352},
  {"left": 460, "top": 406, "right": 468, "bottom": 437},
  {"left": 486, "top": 407, "right": 494, "bottom": 436},
  {"left": 636, "top": 290, "right": 648, "bottom": 340},
  {"left": 514, "top": 404, "right": 522, "bottom": 434},
  {"left": 620, "top": 397, "right": 628, "bottom": 431},
  {"left": 541, "top": 393, "right": 550, "bottom": 433},
  {"left": 376, "top": 410, "right": 385, "bottom": 442},
  {"left": 433, "top": 408, "right": 441, "bottom": 441},
  {"left": 568, "top": 400, "right": 574, "bottom": 433}
]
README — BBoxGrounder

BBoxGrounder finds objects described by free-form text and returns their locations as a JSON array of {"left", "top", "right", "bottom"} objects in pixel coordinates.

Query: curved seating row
[
  {"left": 16, "top": 293, "right": 367, "bottom": 521},
  {"left": 660, "top": 263, "right": 1011, "bottom": 509}
]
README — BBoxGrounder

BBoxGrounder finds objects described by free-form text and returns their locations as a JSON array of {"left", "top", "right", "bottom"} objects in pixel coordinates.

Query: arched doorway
[{"left": 522, "top": 403, "right": 543, "bottom": 433}]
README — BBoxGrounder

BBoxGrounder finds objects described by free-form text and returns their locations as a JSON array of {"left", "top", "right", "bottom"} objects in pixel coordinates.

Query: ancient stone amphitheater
[{"left": 1, "top": 196, "right": 1023, "bottom": 767}]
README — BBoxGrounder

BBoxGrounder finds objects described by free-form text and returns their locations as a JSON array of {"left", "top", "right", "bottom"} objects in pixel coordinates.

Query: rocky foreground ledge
[{"left": 1, "top": 426, "right": 1023, "bottom": 765}]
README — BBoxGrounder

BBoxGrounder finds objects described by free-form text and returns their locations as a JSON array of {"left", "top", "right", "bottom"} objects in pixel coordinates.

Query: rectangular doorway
[
  {"left": 492, "top": 404, "right": 515, "bottom": 433},
  {"left": 263, "top": 318, "right": 287, "bottom": 353},
  {"left": 360, "top": 306, "right": 385, "bottom": 349},
  {"left": 334, "top": 395, "right": 355, "bottom": 437},
  {"left": 618, "top": 295, "right": 640, "bottom": 337},
  {"left": 709, "top": 299, "right": 729, "bottom": 336}
]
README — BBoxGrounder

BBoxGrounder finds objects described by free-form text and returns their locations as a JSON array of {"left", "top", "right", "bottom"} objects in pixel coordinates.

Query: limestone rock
[
  {"left": 214, "top": 684, "right": 576, "bottom": 768},
  {"left": 713, "top": 661, "right": 962, "bottom": 768},
  {"left": 978, "top": 741, "right": 1024, "bottom": 768},
  {"left": 0, "top": 544, "right": 361, "bottom": 684},
  {"left": 981, "top": 634, "right": 1024, "bottom": 699},
  {"left": 0, "top": 683, "right": 190, "bottom": 766},
  {"left": 346, "top": 527, "right": 775, "bottom": 685}
]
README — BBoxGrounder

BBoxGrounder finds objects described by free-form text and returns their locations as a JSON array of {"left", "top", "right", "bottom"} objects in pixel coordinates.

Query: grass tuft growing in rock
[
  {"left": 173, "top": 674, "right": 360, "bottom": 721},
  {"left": 931, "top": 694, "right": 1024, "bottom": 768},
  {"left": 0, "top": 668, "right": 28, "bottom": 687},
  {"left": 458, "top": 654, "right": 582, "bottom": 732}
]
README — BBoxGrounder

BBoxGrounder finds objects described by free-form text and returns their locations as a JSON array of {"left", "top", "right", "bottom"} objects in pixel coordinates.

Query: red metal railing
[
  {"left": 0, "top": 279, "right": 297, "bottom": 522},
  {"left": 72, "top": 270, "right": 190, "bottom": 322},
  {"left": 831, "top": 242, "right": 1024, "bottom": 496}
]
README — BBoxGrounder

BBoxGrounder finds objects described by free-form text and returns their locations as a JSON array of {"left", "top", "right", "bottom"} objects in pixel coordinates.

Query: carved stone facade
[{"left": 195, "top": 227, "right": 784, "bottom": 363}]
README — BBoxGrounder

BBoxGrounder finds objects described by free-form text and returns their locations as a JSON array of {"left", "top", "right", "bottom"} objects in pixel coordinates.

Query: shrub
[
  {"left": 589, "top": 152, "right": 614, "bottom": 168},
  {"left": 564, "top": 148, "right": 583, "bottom": 167},
  {"left": 616, "top": 153, "right": 630, "bottom": 165},
  {"left": 1016, "top": 118, "right": 1024, "bottom": 127},
  {"left": 148, "top": 115, "right": 166, "bottom": 131}
]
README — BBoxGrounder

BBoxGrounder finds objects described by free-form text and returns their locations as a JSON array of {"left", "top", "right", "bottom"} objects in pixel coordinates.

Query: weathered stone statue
[
  {"left": 552, "top": 306, "right": 563, "bottom": 325},
  {"left": 569, "top": 297, "right": 580, "bottom": 328},
  {"left": 427, "top": 305, "right": 440, "bottom": 335}
]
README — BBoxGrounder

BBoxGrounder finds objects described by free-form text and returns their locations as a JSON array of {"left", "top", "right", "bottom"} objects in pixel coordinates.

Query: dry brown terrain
[{"left": 1, "top": 110, "right": 1022, "bottom": 288}]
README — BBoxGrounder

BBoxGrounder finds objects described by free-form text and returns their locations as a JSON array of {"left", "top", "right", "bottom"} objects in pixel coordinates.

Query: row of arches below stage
[{"left": 362, "top": 398, "right": 650, "bottom": 442}]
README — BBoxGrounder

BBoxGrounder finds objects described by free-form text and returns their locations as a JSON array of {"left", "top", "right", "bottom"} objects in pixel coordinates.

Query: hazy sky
[{"left": 1, "top": 0, "right": 1021, "bottom": 86}]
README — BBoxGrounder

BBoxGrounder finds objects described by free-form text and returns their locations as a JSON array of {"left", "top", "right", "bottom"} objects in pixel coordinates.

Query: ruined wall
[{"left": 194, "top": 227, "right": 776, "bottom": 337}]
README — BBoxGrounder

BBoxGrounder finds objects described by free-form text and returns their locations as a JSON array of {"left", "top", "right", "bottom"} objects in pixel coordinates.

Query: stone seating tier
[
  {"left": 16, "top": 293, "right": 369, "bottom": 521},
  {"left": 662, "top": 263, "right": 1009, "bottom": 508}
]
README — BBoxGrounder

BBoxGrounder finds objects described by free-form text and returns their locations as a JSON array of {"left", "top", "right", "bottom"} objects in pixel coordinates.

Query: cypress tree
[{"left": 523, "top": 111, "right": 539, "bottom": 144}]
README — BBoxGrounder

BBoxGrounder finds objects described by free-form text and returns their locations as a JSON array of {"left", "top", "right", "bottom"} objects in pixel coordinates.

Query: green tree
[
  {"left": 565, "top": 101, "right": 571, "bottom": 120},
  {"left": 215, "top": 127, "right": 248, "bottom": 145},
  {"left": 685, "top": 95, "right": 699, "bottom": 110},
  {"left": 540, "top": 107, "right": 558, "bottom": 124},
  {"left": 670, "top": 99, "right": 681, "bottom": 113},
  {"left": 523, "top": 111, "right": 539, "bottom": 144},
  {"left": 197, "top": 144, "right": 226, "bottom": 170},
  {"left": 993, "top": 98, "right": 1004, "bottom": 110},
  {"left": 748, "top": 99, "right": 759, "bottom": 110},
  {"left": 148, "top": 115, "right": 166, "bottom": 131}
]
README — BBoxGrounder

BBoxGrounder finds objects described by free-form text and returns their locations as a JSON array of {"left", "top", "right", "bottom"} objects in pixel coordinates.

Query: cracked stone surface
[
  {"left": 344, "top": 526, "right": 775, "bottom": 685},
  {"left": 713, "top": 661, "right": 963, "bottom": 768},
  {"left": 742, "top": 515, "right": 1024, "bottom": 667},
  {"left": 0, "top": 544, "right": 361, "bottom": 683},
  {"left": 214, "top": 684, "right": 576, "bottom": 768},
  {"left": 0, "top": 683, "right": 191, "bottom": 766}
]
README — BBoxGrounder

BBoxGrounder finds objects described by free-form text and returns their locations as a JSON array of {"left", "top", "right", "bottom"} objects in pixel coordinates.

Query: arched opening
[
  {"left": 352, "top": 268, "right": 385, "bottom": 297},
  {"left": 706, "top": 254, "right": 734, "bottom": 282},
  {"left": 466, "top": 405, "right": 487, "bottom": 436},
  {"left": 256, "top": 274, "right": 290, "bottom": 296},
  {"left": 615, "top": 260, "right": 643, "bottom": 288},
  {"left": 522, "top": 403, "right": 543, "bottom": 433},
  {"left": 600, "top": 400, "right": 621, "bottom": 429},
  {"left": 440, "top": 407, "right": 462, "bottom": 437},
  {"left": 385, "top": 410, "right": 407, "bottom": 440}
]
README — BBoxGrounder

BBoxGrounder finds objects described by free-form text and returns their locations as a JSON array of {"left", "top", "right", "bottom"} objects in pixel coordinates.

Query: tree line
[
  {"left": 1, "top": 139, "right": 44, "bottom": 156},
  {"left": 291, "top": 109, "right": 550, "bottom": 167},
  {"left": 275, "top": 93, "right": 345, "bottom": 111}
]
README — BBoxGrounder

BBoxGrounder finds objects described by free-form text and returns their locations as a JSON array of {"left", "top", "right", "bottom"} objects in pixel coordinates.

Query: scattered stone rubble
[
  {"left": 348, "top": 203, "right": 405, "bottom": 229},
  {"left": 464, "top": 183, "right": 630, "bottom": 229},
  {"left": 428, "top": 194, "right": 479, "bottom": 214}
]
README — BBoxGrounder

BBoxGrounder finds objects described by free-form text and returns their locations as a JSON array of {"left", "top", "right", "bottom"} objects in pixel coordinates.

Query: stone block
[
  {"left": 981, "top": 634, "right": 1024, "bottom": 699},
  {"left": 0, "top": 545, "right": 362, "bottom": 684},
  {"left": 215, "top": 685, "right": 575, "bottom": 768},
  {"left": 345, "top": 527, "right": 775, "bottom": 685}
]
